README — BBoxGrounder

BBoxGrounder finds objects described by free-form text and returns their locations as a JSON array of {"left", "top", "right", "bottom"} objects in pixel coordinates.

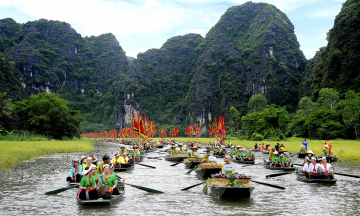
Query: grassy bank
[
  {"left": 153, "top": 137, "right": 360, "bottom": 162},
  {"left": 0, "top": 139, "right": 95, "bottom": 170}
]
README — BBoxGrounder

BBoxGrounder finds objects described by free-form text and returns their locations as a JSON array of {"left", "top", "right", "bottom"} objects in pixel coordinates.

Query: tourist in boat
[
  {"left": 170, "top": 146, "right": 177, "bottom": 155},
  {"left": 219, "top": 145, "right": 227, "bottom": 157},
  {"left": 254, "top": 143, "right": 258, "bottom": 150},
  {"left": 235, "top": 148, "right": 243, "bottom": 160},
  {"left": 322, "top": 144, "right": 334, "bottom": 156},
  {"left": 83, "top": 157, "right": 94, "bottom": 171},
  {"left": 80, "top": 155, "right": 87, "bottom": 166},
  {"left": 190, "top": 146, "right": 199, "bottom": 157},
  {"left": 258, "top": 144, "right": 263, "bottom": 150},
  {"left": 275, "top": 143, "right": 280, "bottom": 151},
  {"left": 320, "top": 157, "right": 334, "bottom": 179},
  {"left": 282, "top": 152, "right": 293, "bottom": 167},
  {"left": 221, "top": 155, "right": 235, "bottom": 174},
  {"left": 111, "top": 152, "right": 123, "bottom": 168},
  {"left": 229, "top": 146, "right": 236, "bottom": 158},
  {"left": 309, "top": 157, "right": 321, "bottom": 179},
  {"left": 202, "top": 149, "right": 213, "bottom": 162},
  {"left": 269, "top": 148, "right": 275, "bottom": 161},
  {"left": 271, "top": 151, "right": 280, "bottom": 167},
  {"left": 303, "top": 157, "right": 312, "bottom": 178},
  {"left": 92, "top": 159, "right": 98, "bottom": 167},
  {"left": 304, "top": 150, "right": 315, "bottom": 163},
  {"left": 67, "top": 159, "right": 83, "bottom": 183},
  {"left": 119, "top": 146, "right": 126, "bottom": 155},
  {"left": 97, "top": 155, "right": 111, "bottom": 174},
  {"left": 302, "top": 139, "right": 308, "bottom": 151},
  {"left": 98, "top": 164, "right": 119, "bottom": 199},
  {"left": 243, "top": 149, "right": 254, "bottom": 161},
  {"left": 78, "top": 166, "right": 98, "bottom": 200},
  {"left": 280, "top": 143, "right": 285, "bottom": 151},
  {"left": 122, "top": 152, "right": 129, "bottom": 164},
  {"left": 213, "top": 146, "right": 220, "bottom": 156},
  {"left": 89, "top": 153, "right": 96, "bottom": 161}
]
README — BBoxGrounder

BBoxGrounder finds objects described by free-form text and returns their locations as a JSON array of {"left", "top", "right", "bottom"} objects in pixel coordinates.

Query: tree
[
  {"left": 342, "top": 91, "right": 360, "bottom": 139},
  {"left": 318, "top": 88, "right": 339, "bottom": 110},
  {"left": 0, "top": 93, "right": 14, "bottom": 119},
  {"left": 15, "top": 93, "right": 84, "bottom": 139},
  {"left": 248, "top": 94, "right": 267, "bottom": 113},
  {"left": 229, "top": 106, "right": 241, "bottom": 132}
]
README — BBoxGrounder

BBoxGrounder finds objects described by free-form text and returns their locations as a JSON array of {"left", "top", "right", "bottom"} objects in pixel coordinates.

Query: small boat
[
  {"left": 156, "top": 145, "right": 164, "bottom": 149},
  {"left": 135, "top": 154, "right": 144, "bottom": 163},
  {"left": 195, "top": 168, "right": 222, "bottom": 178},
  {"left": 297, "top": 153, "right": 307, "bottom": 158},
  {"left": 184, "top": 160, "right": 202, "bottom": 169},
  {"left": 114, "top": 164, "right": 135, "bottom": 172},
  {"left": 76, "top": 185, "right": 125, "bottom": 206},
  {"left": 210, "top": 186, "right": 254, "bottom": 199},
  {"left": 324, "top": 156, "right": 338, "bottom": 162},
  {"left": 295, "top": 171, "right": 337, "bottom": 184},
  {"left": 263, "top": 160, "right": 296, "bottom": 171},
  {"left": 147, "top": 147, "right": 158, "bottom": 152},
  {"left": 165, "top": 156, "right": 188, "bottom": 162}
]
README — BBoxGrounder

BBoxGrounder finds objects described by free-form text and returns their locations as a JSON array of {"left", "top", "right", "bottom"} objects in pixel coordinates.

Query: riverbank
[
  {"left": 153, "top": 137, "right": 360, "bottom": 162},
  {"left": 0, "top": 139, "right": 95, "bottom": 170}
]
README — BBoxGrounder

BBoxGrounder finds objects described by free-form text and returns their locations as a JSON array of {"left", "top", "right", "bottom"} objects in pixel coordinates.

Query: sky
[{"left": 0, "top": 0, "right": 346, "bottom": 59}]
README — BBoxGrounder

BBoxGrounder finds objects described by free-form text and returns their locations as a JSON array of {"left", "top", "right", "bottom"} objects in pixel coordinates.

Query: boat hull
[
  {"left": 114, "top": 164, "right": 135, "bottom": 172},
  {"left": 297, "top": 153, "right": 306, "bottom": 158},
  {"left": 263, "top": 160, "right": 296, "bottom": 171},
  {"left": 295, "top": 172, "right": 337, "bottom": 184},
  {"left": 76, "top": 186, "right": 125, "bottom": 206},
  {"left": 165, "top": 156, "right": 188, "bottom": 162},
  {"left": 195, "top": 168, "right": 222, "bottom": 178},
  {"left": 184, "top": 161, "right": 201, "bottom": 169},
  {"left": 210, "top": 186, "right": 254, "bottom": 199}
]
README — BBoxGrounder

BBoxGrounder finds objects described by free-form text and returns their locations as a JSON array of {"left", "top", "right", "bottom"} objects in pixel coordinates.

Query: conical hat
[{"left": 305, "top": 150, "right": 314, "bottom": 154}]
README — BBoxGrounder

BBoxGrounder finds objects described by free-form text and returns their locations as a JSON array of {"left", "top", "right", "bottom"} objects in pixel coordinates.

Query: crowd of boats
[{"left": 43, "top": 139, "right": 357, "bottom": 205}]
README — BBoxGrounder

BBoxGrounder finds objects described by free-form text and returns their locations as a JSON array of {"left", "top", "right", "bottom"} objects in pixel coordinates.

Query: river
[{"left": 1, "top": 142, "right": 359, "bottom": 215}]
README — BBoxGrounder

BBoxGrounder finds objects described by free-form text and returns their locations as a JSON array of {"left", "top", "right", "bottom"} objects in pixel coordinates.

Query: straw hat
[
  {"left": 324, "top": 144, "right": 329, "bottom": 149},
  {"left": 274, "top": 151, "right": 279, "bottom": 154},
  {"left": 305, "top": 150, "right": 314, "bottom": 154}
]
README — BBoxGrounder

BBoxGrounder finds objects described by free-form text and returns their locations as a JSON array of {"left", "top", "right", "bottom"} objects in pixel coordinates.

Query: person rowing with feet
[
  {"left": 222, "top": 155, "right": 235, "bottom": 174},
  {"left": 67, "top": 159, "right": 82, "bottom": 183},
  {"left": 78, "top": 165, "right": 98, "bottom": 200},
  {"left": 303, "top": 157, "right": 312, "bottom": 178},
  {"left": 320, "top": 157, "right": 334, "bottom": 180},
  {"left": 98, "top": 164, "right": 119, "bottom": 199},
  {"left": 309, "top": 157, "right": 321, "bottom": 179}
]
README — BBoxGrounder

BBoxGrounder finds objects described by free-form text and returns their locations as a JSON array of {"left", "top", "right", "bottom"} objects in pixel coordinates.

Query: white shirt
[
  {"left": 309, "top": 163, "right": 321, "bottom": 173},
  {"left": 303, "top": 163, "right": 311, "bottom": 172},
  {"left": 320, "top": 163, "right": 332, "bottom": 175}
]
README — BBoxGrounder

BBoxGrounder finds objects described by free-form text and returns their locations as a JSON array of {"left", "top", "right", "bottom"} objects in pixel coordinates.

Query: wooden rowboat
[
  {"left": 263, "top": 160, "right": 296, "bottom": 171},
  {"left": 297, "top": 153, "right": 307, "bottom": 158},
  {"left": 165, "top": 156, "right": 188, "bottom": 162},
  {"left": 76, "top": 185, "right": 125, "bottom": 206},
  {"left": 324, "top": 156, "right": 338, "bottom": 162},
  {"left": 147, "top": 147, "right": 158, "bottom": 152},
  {"left": 210, "top": 186, "right": 254, "bottom": 199},
  {"left": 184, "top": 161, "right": 201, "bottom": 169},
  {"left": 295, "top": 171, "right": 337, "bottom": 184},
  {"left": 195, "top": 168, "right": 222, "bottom": 178},
  {"left": 114, "top": 164, "right": 135, "bottom": 172},
  {"left": 135, "top": 154, "right": 144, "bottom": 163}
]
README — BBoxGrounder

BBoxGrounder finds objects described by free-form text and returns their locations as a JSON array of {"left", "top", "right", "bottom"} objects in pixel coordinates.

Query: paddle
[
  {"left": 170, "top": 162, "right": 182, "bottom": 166},
  {"left": 266, "top": 172, "right": 293, "bottom": 178},
  {"left": 116, "top": 176, "right": 164, "bottom": 194},
  {"left": 334, "top": 172, "right": 360, "bottom": 178},
  {"left": 242, "top": 163, "right": 261, "bottom": 167},
  {"left": 180, "top": 182, "right": 204, "bottom": 191},
  {"left": 43, "top": 185, "right": 78, "bottom": 195},
  {"left": 250, "top": 180, "right": 285, "bottom": 190},
  {"left": 186, "top": 161, "right": 204, "bottom": 175},
  {"left": 136, "top": 163, "right": 156, "bottom": 169}
]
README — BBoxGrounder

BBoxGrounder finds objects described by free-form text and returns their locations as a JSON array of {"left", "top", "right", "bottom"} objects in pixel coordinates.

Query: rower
[
  {"left": 300, "top": 144, "right": 306, "bottom": 153},
  {"left": 83, "top": 157, "right": 94, "bottom": 171},
  {"left": 229, "top": 146, "right": 236, "bottom": 157},
  {"left": 302, "top": 139, "right": 308, "bottom": 151},
  {"left": 97, "top": 155, "right": 111, "bottom": 174},
  {"left": 244, "top": 149, "right": 254, "bottom": 161},
  {"left": 170, "top": 146, "right": 176, "bottom": 155},
  {"left": 280, "top": 143, "right": 285, "bottom": 151},
  {"left": 303, "top": 157, "right": 312, "bottom": 178},
  {"left": 98, "top": 164, "right": 119, "bottom": 199},
  {"left": 275, "top": 143, "right": 280, "bottom": 151},
  {"left": 269, "top": 148, "right": 275, "bottom": 161},
  {"left": 320, "top": 156, "right": 334, "bottom": 180},
  {"left": 322, "top": 144, "right": 333, "bottom": 157},
  {"left": 111, "top": 152, "right": 123, "bottom": 168},
  {"left": 202, "top": 149, "right": 213, "bottom": 162},
  {"left": 221, "top": 155, "right": 235, "bottom": 174},
  {"left": 190, "top": 146, "right": 199, "bottom": 157},
  {"left": 282, "top": 152, "right": 293, "bottom": 167},
  {"left": 325, "top": 138, "right": 332, "bottom": 155},
  {"left": 271, "top": 151, "right": 280, "bottom": 167},
  {"left": 304, "top": 150, "right": 315, "bottom": 163},
  {"left": 254, "top": 143, "right": 258, "bottom": 150},
  {"left": 309, "top": 157, "right": 320, "bottom": 179},
  {"left": 79, "top": 165, "right": 98, "bottom": 200},
  {"left": 67, "top": 159, "right": 82, "bottom": 183}
]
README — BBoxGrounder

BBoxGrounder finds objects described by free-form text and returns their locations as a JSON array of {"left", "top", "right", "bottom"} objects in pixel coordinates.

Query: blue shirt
[
  {"left": 70, "top": 165, "right": 83, "bottom": 177},
  {"left": 302, "top": 141, "right": 308, "bottom": 150}
]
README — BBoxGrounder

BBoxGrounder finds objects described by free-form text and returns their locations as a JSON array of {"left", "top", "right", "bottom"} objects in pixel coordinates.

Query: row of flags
[
  {"left": 185, "top": 123, "right": 201, "bottom": 137},
  {"left": 209, "top": 116, "right": 226, "bottom": 144}
]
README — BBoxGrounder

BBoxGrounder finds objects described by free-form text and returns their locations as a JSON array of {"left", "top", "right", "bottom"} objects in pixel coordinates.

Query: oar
[
  {"left": 43, "top": 185, "right": 78, "bottom": 195},
  {"left": 250, "top": 180, "right": 285, "bottom": 190},
  {"left": 136, "top": 163, "right": 156, "bottom": 169},
  {"left": 116, "top": 176, "right": 164, "bottom": 194},
  {"left": 334, "top": 172, "right": 360, "bottom": 178},
  {"left": 266, "top": 172, "right": 293, "bottom": 178},
  {"left": 170, "top": 162, "right": 182, "bottom": 166},
  {"left": 242, "top": 163, "right": 261, "bottom": 167},
  {"left": 186, "top": 161, "right": 204, "bottom": 175},
  {"left": 180, "top": 182, "right": 204, "bottom": 191}
]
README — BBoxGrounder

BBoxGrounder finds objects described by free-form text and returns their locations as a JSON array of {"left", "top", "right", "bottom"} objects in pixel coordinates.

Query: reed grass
[
  {"left": 0, "top": 140, "right": 95, "bottom": 170},
  {"left": 154, "top": 137, "right": 360, "bottom": 162}
]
